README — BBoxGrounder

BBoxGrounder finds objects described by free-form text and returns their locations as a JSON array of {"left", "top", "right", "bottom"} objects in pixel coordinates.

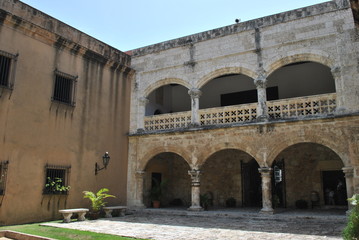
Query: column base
[
  {"left": 260, "top": 207, "right": 274, "bottom": 214},
  {"left": 256, "top": 115, "right": 269, "bottom": 122},
  {"left": 187, "top": 206, "right": 204, "bottom": 211},
  {"left": 187, "top": 122, "right": 200, "bottom": 128},
  {"left": 335, "top": 107, "right": 347, "bottom": 115},
  {"left": 137, "top": 128, "right": 145, "bottom": 133}
]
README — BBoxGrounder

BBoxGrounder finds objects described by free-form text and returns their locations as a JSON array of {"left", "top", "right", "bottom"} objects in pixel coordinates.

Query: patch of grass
[{"left": 0, "top": 222, "right": 145, "bottom": 240}]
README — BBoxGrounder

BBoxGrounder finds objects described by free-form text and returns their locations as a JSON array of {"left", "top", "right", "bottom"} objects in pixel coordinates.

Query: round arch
[
  {"left": 139, "top": 145, "right": 192, "bottom": 171},
  {"left": 265, "top": 53, "right": 335, "bottom": 77},
  {"left": 198, "top": 142, "right": 260, "bottom": 168},
  {"left": 197, "top": 67, "right": 257, "bottom": 89},
  {"left": 267, "top": 136, "right": 349, "bottom": 167},
  {"left": 143, "top": 78, "right": 191, "bottom": 97}
]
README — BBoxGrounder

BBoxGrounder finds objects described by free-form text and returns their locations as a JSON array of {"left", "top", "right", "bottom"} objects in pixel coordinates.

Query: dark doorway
[
  {"left": 241, "top": 159, "right": 262, "bottom": 207},
  {"left": 322, "top": 170, "right": 347, "bottom": 206},
  {"left": 272, "top": 159, "right": 286, "bottom": 208},
  {"left": 151, "top": 172, "right": 162, "bottom": 188}
]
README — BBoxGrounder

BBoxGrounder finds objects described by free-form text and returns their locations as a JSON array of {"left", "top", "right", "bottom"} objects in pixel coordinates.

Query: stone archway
[
  {"left": 197, "top": 66, "right": 257, "bottom": 90},
  {"left": 265, "top": 52, "right": 335, "bottom": 77},
  {"left": 200, "top": 149, "right": 261, "bottom": 209},
  {"left": 143, "top": 152, "right": 191, "bottom": 208},
  {"left": 272, "top": 142, "right": 347, "bottom": 209}
]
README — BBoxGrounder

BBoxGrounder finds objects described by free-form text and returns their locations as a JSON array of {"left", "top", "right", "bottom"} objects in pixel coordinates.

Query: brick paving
[{"left": 44, "top": 209, "right": 347, "bottom": 240}]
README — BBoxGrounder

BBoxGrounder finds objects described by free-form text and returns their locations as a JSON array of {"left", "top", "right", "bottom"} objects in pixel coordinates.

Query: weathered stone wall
[
  {"left": 127, "top": 115, "right": 359, "bottom": 208},
  {"left": 129, "top": 0, "right": 359, "bottom": 132}
]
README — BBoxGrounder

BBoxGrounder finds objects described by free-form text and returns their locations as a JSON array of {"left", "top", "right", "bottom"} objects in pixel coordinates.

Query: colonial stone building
[
  {"left": 127, "top": 0, "right": 359, "bottom": 213},
  {"left": 0, "top": 0, "right": 359, "bottom": 225}
]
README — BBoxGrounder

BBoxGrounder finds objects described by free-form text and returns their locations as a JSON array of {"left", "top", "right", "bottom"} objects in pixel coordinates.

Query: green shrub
[
  {"left": 83, "top": 188, "right": 116, "bottom": 212},
  {"left": 343, "top": 194, "right": 359, "bottom": 240}
]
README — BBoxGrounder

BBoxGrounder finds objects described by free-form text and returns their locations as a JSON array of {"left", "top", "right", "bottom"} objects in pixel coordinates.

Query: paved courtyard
[{"left": 45, "top": 209, "right": 347, "bottom": 240}]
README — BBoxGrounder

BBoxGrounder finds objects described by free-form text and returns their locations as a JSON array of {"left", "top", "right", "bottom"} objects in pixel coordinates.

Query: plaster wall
[{"left": 0, "top": 2, "right": 132, "bottom": 225}]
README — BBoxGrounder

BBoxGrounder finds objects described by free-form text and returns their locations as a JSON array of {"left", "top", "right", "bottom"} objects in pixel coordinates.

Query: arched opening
[
  {"left": 272, "top": 143, "right": 347, "bottom": 209},
  {"left": 146, "top": 84, "right": 190, "bottom": 116},
  {"left": 199, "top": 74, "right": 256, "bottom": 109},
  {"left": 267, "top": 61, "right": 336, "bottom": 100},
  {"left": 144, "top": 152, "right": 191, "bottom": 208},
  {"left": 201, "top": 149, "right": 261, "bottom": 209}
]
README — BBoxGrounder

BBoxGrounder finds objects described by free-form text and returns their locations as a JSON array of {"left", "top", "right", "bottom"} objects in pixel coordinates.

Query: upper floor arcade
[{"left": 129, "top": 0, "right": 359, "bottom": 134}]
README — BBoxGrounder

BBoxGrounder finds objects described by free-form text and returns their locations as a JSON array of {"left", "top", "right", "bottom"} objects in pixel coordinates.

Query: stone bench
[
  {"left": 103, "top": 206, "right": 127, "bottom": 218},
  {"left": 59, "top": 208, "right": 89, "bottom": 223}
]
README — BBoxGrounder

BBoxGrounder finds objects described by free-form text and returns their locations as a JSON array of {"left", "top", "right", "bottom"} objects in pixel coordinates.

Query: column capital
[
  {"left": 188, "top": 88, "right": 202, "bottom": 99},
  {"left": 139, "top": 97, "right": 149, "bottom": 106},
  {"left": 258, "top": 167, "right": 272, "bottom": 176},
  {"left": 342, "top": 166, "right": 354, "bottom": 177},
  {"left": 188, "top": 169, "right": 201, "bottom": 185},
  {"left": 135, "top": 170, "right": 146, "bottom": 178},
  {"left": 331, "top": 66, "right": 341, "bottom": 78},
  {"left": 254, "top": 75, "right": 267, "bottom": 88}
]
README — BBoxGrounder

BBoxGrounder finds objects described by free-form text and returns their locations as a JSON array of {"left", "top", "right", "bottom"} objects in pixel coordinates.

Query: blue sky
[{"left": 20, "top": 0, "right": 329, "bottom": 51}]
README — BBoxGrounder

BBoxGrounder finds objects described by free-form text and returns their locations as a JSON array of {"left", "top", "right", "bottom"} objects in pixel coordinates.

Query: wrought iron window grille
[
  {"left": 43, "top": 164, "right": 71, "bottom": 195},
  {"left": 0, "top": 50, "right": 18, "bottom": 90},
  {"left": 0, "top": 161, "right": 9, "bottom": 195},
  {"left": 52, "top": 69, "right": 78, "bottom": 106}
]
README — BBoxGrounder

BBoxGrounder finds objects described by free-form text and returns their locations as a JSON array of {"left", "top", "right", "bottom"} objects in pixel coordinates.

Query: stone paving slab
[{"left": 43, "top": 209, "right": 347, "bottom": 240}]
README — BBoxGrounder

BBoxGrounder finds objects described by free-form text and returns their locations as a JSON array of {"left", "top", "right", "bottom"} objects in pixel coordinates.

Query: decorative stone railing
[
  {"left": 199, "top": 103, "right": 257, "bottom": 126},
  {"left": 144, "top": 93, "right": 336, "bottom": 131},
  {"left": 267, "top": 93, "right": 336, "bottom": 120},
  {"left": 144, "top": 111, "right": 191, "bottom": 131}
]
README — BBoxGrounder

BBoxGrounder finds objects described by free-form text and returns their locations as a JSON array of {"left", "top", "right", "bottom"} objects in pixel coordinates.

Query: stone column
[
  {"left": 254, "top": 75, "right": 268, "bottom": 122},
  {"left": 137, "top": 97, "right": 149, "bottom": 132},
  {"left": 188, "top": 88, "right": 202, "bottom": 127},
  {"left": 342, "top": 167, "right": 354, "bottom": 210},
  {"left": 259, "top": 167, "right": 274, "bottom": 214},
  {"left": 188, "top": 169, "right": 203, "bottom": 211},
  {"left": 135, "top": 170, "right": 146, "bottom": 208},
  {"left": 331, "top": 66, "right": 346, "bottom": 114}
]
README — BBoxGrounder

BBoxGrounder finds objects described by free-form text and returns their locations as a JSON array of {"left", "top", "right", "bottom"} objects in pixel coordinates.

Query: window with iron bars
[
  {"left": 0, "top": 161, "right": 9, "bottom": 195},
  {"left": 52, "top": 70, "right": 77, "bottom": 106},
  {"left": 0, "top": 50, "right": 18, "bottom": 90},
  {"left": 43, "top": 164, "right": 71, "bottom": 195}
]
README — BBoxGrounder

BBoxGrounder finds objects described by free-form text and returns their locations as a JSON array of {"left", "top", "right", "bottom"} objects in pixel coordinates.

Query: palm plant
[{"left": 83, "top": 188, "right": 115, "bottom": 212}]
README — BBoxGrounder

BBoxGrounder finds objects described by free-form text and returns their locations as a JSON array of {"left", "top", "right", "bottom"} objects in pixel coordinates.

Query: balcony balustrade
[{"left": 144, "top": 93, "right": 336, "bottom": 132}]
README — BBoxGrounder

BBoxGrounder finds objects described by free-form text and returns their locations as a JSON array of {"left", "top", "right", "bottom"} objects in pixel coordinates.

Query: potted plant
[
  {"left": 149, "top": 178, "right": 166, "bottom": 208},
  {"left": 83, "top": 188, "right": 115, "bottom": 219}
]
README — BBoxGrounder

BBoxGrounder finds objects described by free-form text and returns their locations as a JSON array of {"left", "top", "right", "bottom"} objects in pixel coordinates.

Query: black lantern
[{"left": 95, "top": 152, "right": 110, "bottom": 175}]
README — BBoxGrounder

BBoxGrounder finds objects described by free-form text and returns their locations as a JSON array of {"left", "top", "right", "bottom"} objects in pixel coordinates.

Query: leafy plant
[
  {"left": 44, "top": 177, "right": 70, "bottom": 194},
  {"left": 343, "top": 194, "right": 359, "bottom": 240},
  {"left": 200, "top": 193, "right": 210, "bottom": 210},
  {"left": 149, "top": 178, "right": 166, "bottom": 201},
  {"left": 83, "top": 188, "right": 116, "bottom": 212}
]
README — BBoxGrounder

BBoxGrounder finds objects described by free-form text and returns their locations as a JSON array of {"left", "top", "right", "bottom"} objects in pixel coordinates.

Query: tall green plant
[
  {"left": 343, "top": 194, "right": 359, "bottom": 240},
  {"left": 83, "top": 188, "right": 116, "bottom": 212}
]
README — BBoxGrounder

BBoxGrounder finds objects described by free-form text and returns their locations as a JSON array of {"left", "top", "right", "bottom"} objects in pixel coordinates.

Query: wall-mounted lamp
[{"left": 95, "top": 152, "right": 110, "bottom": 175}]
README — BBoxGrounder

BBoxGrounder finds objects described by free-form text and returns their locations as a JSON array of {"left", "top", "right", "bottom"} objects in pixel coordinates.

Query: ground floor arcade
[{"left": 127, "top": 115, "right": 359, "bottom": 213}]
